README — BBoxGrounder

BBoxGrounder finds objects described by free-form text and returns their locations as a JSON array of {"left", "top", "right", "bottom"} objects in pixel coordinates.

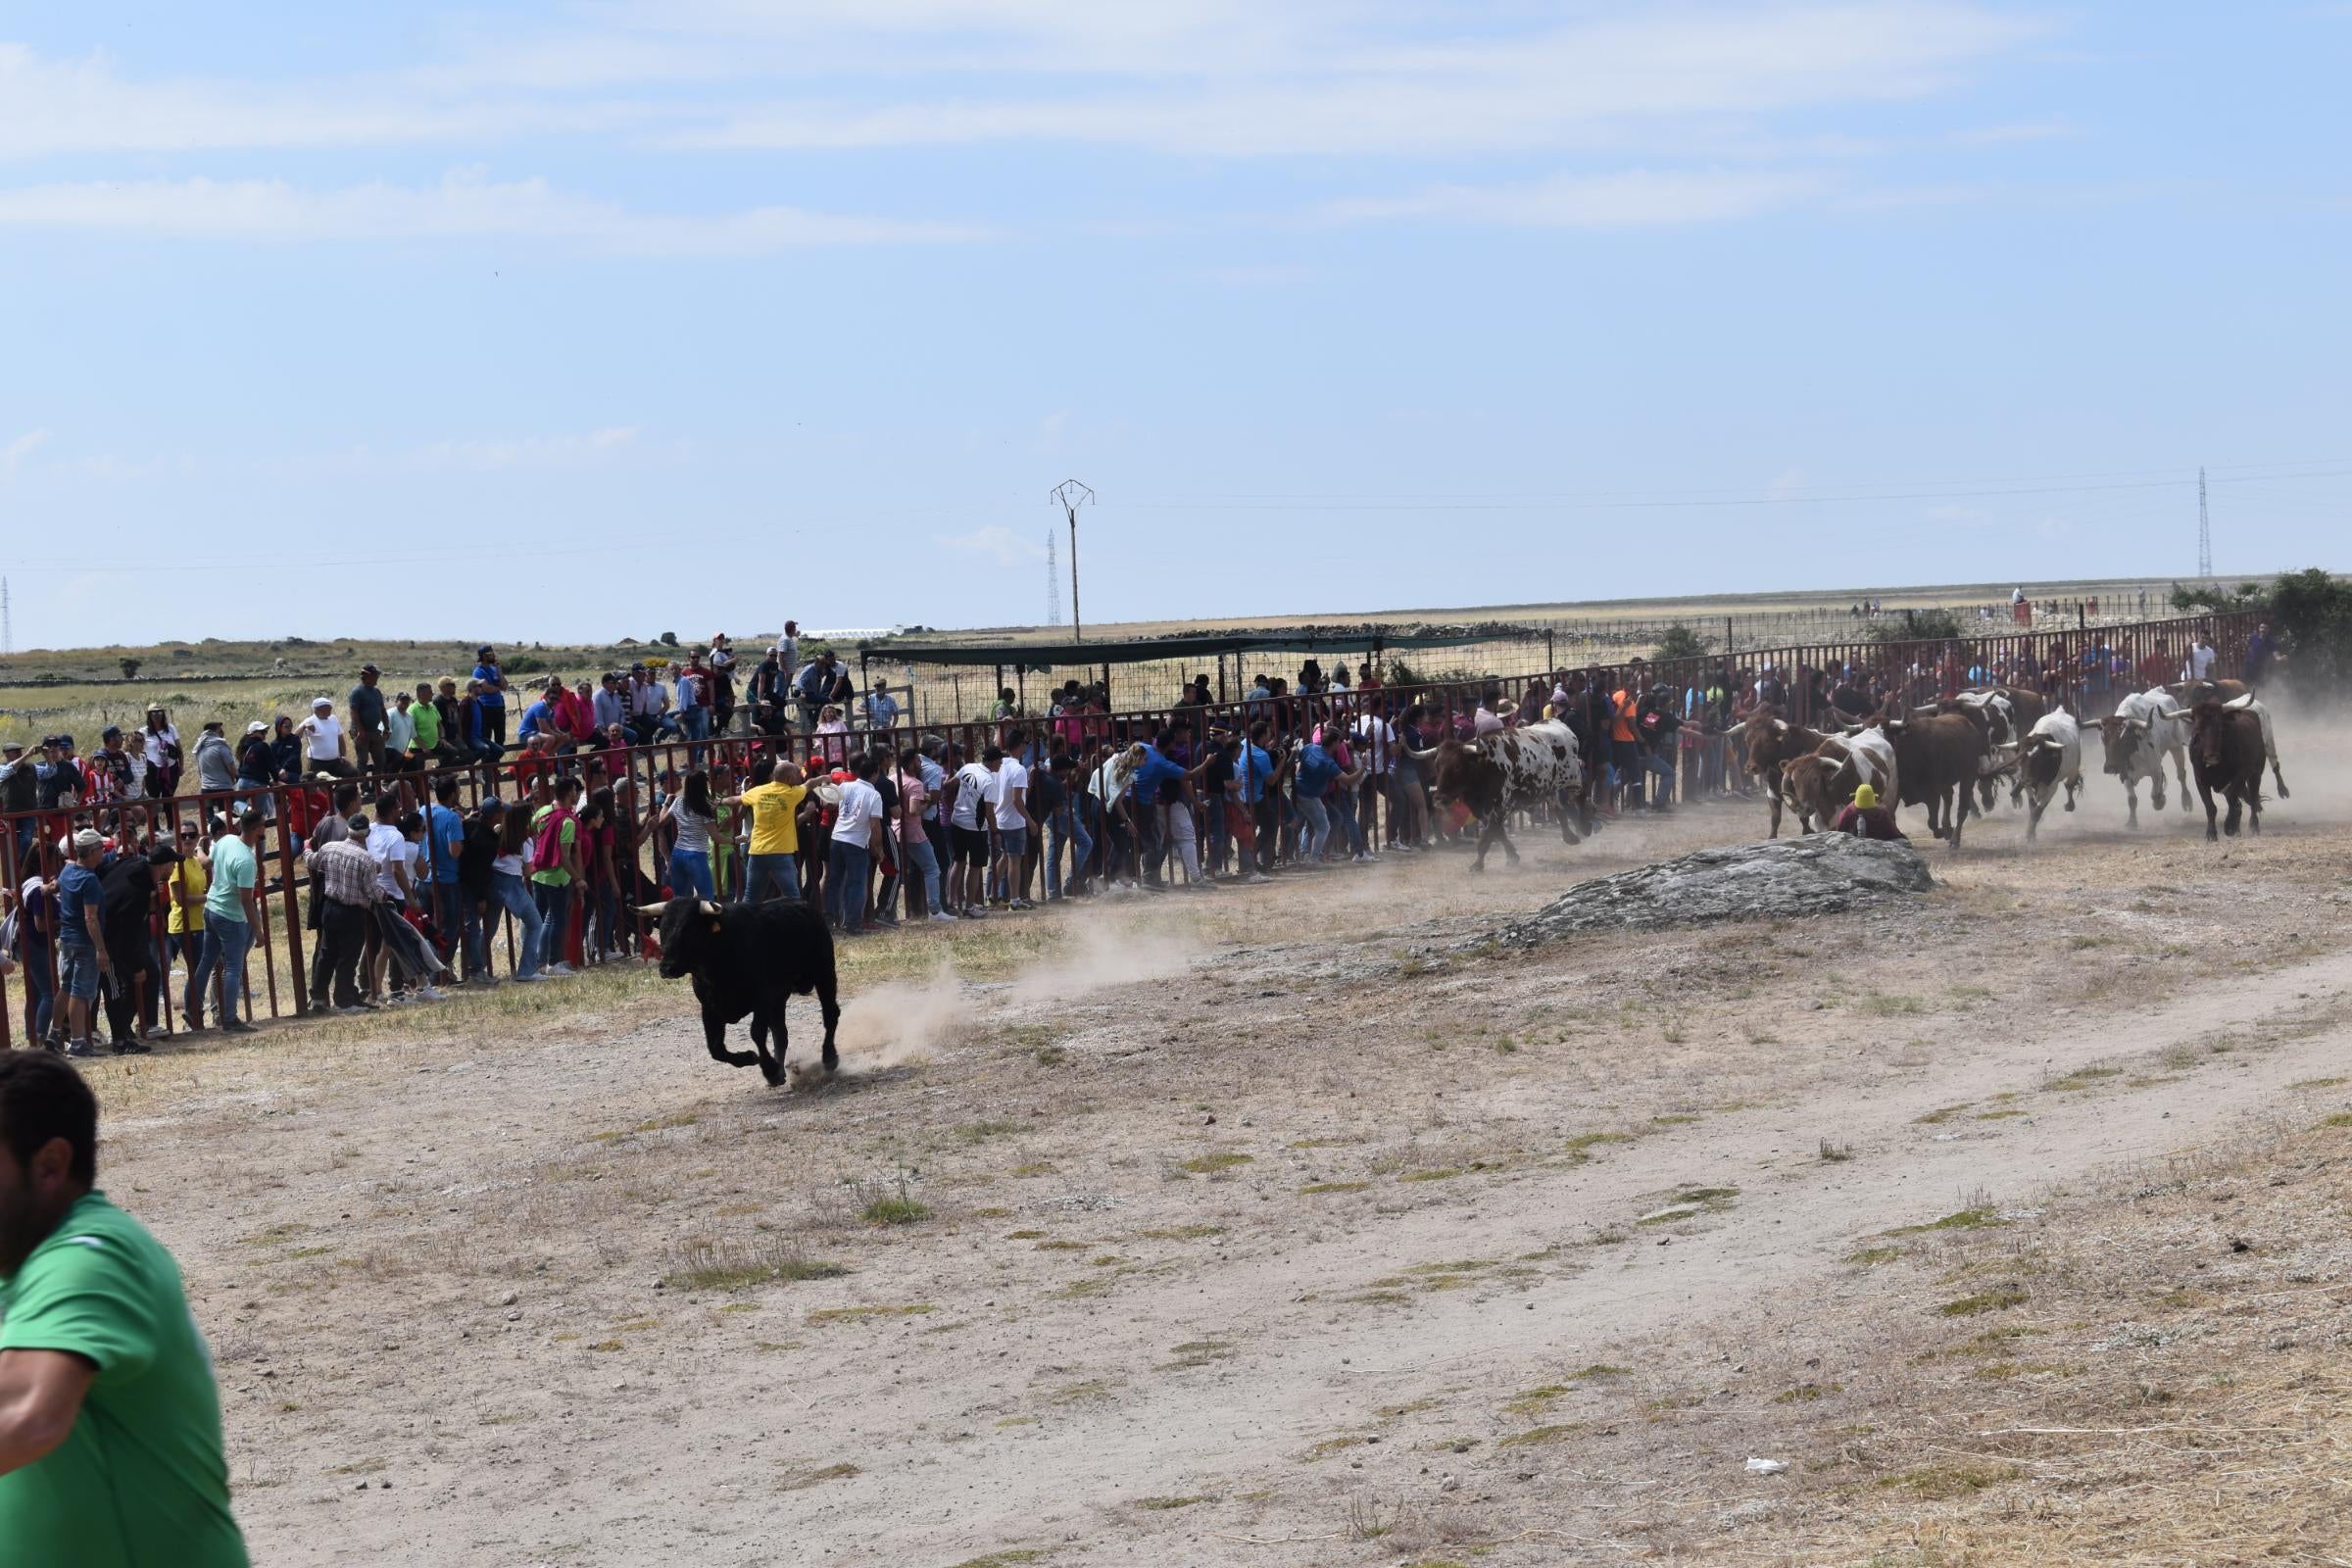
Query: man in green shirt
[
  {"left": 410, "top": 680, "right": 444, "bottom": 761},
  {"left": 189, "top": 810, "right": 264, "bottom": 1037},
  {"left": 0, "top": 1054, "right": 249, "bottom": 1565}
]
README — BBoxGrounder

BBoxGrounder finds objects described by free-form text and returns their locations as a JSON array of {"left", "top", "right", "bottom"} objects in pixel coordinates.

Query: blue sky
[{"left": 1, "top": 2, "right": 2347, "bottom": 649}]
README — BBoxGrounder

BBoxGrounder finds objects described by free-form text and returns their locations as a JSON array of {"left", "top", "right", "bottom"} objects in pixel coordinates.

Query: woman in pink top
[{"left": 895, "top": 747, "right": 946, "bottom": 920}]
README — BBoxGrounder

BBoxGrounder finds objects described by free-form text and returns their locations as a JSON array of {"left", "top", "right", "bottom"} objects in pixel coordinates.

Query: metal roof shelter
[{"left": 855, "top": 624, "right": 1549, "bottom": 718}]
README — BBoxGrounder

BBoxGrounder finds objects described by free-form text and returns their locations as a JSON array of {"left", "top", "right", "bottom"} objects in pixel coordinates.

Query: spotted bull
[
  {"left": 1413, "top": 719, "right": 1584, "bottom": 872},
  {"left": 2094, "top": 687, "right": 2192, "bottom": 828}
]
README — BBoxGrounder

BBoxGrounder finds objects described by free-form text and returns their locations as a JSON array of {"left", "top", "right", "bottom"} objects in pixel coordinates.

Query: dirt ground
[{"left": 75, "top": 702, "right": 2352, "bottom": 1567}]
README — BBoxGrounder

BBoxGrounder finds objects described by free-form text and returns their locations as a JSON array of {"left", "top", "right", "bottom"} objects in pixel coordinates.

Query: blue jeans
[
  {"left": 826, "top": 840, "right": 870, "bottom": 932},
  {"left": 23, "top": 942, "right": 55, "bottom": 1040},
  {"left": 532, "top": 880, "right": 572, "bottom": 969},
  {"left": 461, "top": 889, "right": 489, "bottom": 978},
  {"left": 669, "top": 847, "right": 716, "bottom": 901},
  {"left": 1297, "top": 795, "right": 1332, "bottom": 862},
  {"left": 747, "top": 852, "right": 797, "bottom": 902},
  {"left": 192, "top": 918, "right": 254, "bottom": 1022},
  {"left": 491, "top": 871, "right": 542, "bottom": 978},
  {"left": 902, "top": 834, "right": 942, "bottom": 913},
  {"left": 431, "top": 882, "right": 462, "bottom": 961},
  {"left": 1047, "top": 811, "right": 1092, "bottom": 898}
]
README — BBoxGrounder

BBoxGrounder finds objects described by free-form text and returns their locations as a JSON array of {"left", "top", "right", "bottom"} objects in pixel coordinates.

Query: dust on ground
[{"left": 77, "top": 700, "right": 2352, "bottom": 1566}]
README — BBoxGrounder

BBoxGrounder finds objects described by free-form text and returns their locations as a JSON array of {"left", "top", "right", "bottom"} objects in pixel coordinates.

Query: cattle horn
[
  {"left": 698, "top": 899, "right": 720, "bottom": 916},
  {"left": 1408, "top": 746, "right": 1442, "bottom": 761},
  {"left": 634, "top": 901, "right": 672, "bottom": 916}
]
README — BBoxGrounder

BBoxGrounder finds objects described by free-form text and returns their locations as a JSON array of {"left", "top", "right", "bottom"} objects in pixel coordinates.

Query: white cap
[
  {"left": 246, "top": 720, "right": 269, "bottom": 734},
  {"left": 312, "top": 695, "right": 332, "bottom": 709}
]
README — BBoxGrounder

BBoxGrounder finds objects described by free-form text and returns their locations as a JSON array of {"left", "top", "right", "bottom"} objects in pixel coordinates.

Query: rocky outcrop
[{"left": 1495, "top": 833, "right": 1935, "bottom": 945}]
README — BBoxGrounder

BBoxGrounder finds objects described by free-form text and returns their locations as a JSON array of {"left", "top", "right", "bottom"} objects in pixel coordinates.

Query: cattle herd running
[
  {"left": 660, "top": 678, "right": 2293, "bottom": 1084},
  {"left": 1737, "top": 678, "right": 2287, "bottom": 848}
]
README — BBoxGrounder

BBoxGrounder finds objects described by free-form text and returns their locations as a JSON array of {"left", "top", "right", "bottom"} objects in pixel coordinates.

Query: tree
[
  {"left": 118, "top": 657, "right": 141, "bottom": 679},
  {"left": 659, "top": 631, "right": 679, "bottom": 648},
  {"left": 2267, "top": 567, "right": 2352, "bottom": 687},
  {"left": 1868, "top": 608, "right": 1962, "bottom": 645},
  {"left": 1650, "top": 624, "right": 1709, "bottom": 663},
  {"left": 2169, "top": 579, "right": 2268, "bottom": 613}
]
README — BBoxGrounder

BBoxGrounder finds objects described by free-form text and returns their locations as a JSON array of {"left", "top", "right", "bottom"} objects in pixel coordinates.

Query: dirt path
[{"left": 76, "top": 716, "right": 2352, "bottom": 1566}]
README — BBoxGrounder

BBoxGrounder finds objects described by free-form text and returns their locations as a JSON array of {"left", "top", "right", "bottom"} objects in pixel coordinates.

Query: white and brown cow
[
  {"left": 2018, "top": 709, "right": 2082, "bottom": 842},
  {"left": 1784, "top": 725, "right": 1900, "bottom": 830},
  {"left": 2094, "top": 687, "right": 2192, "bottom": 828}
]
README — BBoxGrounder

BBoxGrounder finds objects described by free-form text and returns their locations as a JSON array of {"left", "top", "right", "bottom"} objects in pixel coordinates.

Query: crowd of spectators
[{"left": 0, "top": 614, "right": 2268, "bottom": 1057}]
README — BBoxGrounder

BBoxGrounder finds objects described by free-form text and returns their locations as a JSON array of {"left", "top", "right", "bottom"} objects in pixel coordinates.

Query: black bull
[
  {"left": 1414, "top": 722, "right": 1586, "bottom": 872},
  {"left": 647, "top": 897, "right": 843, "bottom": 1085}
]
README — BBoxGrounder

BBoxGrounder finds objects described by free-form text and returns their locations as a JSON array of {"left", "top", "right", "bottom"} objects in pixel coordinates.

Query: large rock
[{"left": 1496, "top": 833, "right": 1935, "bottom": 944}]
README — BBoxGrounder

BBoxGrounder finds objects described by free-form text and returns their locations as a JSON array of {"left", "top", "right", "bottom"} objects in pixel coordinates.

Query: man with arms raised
[{"left": 0, "top": 1054, "right": 248, "bottom": 1564}]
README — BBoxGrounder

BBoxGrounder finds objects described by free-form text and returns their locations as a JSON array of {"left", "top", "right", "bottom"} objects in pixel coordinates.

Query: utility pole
[
  {"left": 2197, "top": 466, "right": 2212, "bottom": 580},
  {"left": 1050, "top": 480, "right": 1094, "bottom": 643},
  {"left": 1, "top": 575, "right": 10, "bottom": 655},
  {"left": 1045, "top": 529, "right": 1062, "bottom": 627}
]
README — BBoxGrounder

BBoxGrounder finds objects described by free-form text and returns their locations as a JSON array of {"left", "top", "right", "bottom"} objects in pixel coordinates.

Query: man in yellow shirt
[
  {"left": 166, "top": 820, "right": 211, "bottom": 1031},
  {"left": 729, "top": 758, "right": 808, "bottom": 904}
]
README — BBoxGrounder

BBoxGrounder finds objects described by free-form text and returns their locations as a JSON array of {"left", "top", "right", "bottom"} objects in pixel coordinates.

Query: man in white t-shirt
[
  {"left": 300, "top": 697, "right": 352, "bottom": 778},
  {"left": 826, "top": 755, "right": 886, "bottom": 935},
  {"left": 2187, "top": 639, "right": 2217, "bottom": 681},
  {"left": 984, "top": 748, "right": 1032, "bottom": 909},
  {"left": 947, "top": 750, "right": 994, "bottom": 916}
]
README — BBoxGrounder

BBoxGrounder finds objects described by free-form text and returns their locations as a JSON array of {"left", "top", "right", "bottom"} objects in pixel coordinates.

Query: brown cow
[
  {"left": 2170, "top": 682, "right": 2289, "bottom": 799},
  {"left": 1736, "top": 713, "right": 1831, "bottom": 837},
  {"left": 1881, "top": 711, "right": 1987, "bottom": 848},
  {"left": 1784, "top": 727, "right": 1900, "bottom": 831},
  {"left": 2188, "top": 701, "right": 2266, "bottom": 841}
]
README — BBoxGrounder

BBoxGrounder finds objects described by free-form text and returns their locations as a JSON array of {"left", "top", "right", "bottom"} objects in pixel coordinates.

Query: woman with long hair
[
  {"left": 662, "top": 769, "right": 719, "bottom": 902},
  {"left": 489, "top": 800, "right": 547, "bottom": 981}
]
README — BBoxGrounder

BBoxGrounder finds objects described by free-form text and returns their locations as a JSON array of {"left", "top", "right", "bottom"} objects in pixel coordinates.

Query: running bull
[
  {"left": 1411, "top": 718, "right": 1584, "bottom": 872},
  {"left": 641, "top": 896, "right": 842, "bottom": 1086}
]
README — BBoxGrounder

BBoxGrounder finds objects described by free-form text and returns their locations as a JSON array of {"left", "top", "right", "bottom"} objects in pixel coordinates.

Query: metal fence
[{"left": 0, "top": 608, "right": 2262, "bottom": 1049}]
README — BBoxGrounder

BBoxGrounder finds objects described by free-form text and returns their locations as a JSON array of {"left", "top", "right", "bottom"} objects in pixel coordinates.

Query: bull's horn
[
  {"left": 1408, "top": 746, "right": 1441, "bottom": 761},
  {"left": 634, "top": 901, "right": 671, "bottom": 916},
  {"left": 1463, "top": 741, "right": 1484, "bottom": 758},
  {"left": 698, "top": 898, "right": 720, "bottom": 916}
]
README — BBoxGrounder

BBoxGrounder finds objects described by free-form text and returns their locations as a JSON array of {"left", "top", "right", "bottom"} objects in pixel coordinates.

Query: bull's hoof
[
  {"left": 2278, "top": 779, "right": 2291, "bottom": 799},
  {"left": 759, "top": 1056, "right": 786, "bottom": 1087},
  {"left": 786, "top": 1059, "right": 835, "bottom": 1091},
  {"left": 1467, "top": 861, "right": 1487, "bottom": 875}
]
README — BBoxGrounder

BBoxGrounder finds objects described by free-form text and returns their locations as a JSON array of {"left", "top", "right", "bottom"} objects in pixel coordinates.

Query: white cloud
[
  {"left": 939, "top": 525, "right": 1048, "bottom": 566},
  {"left": 0, "top": 5, "right": 2044, "bottom": 162},
  {"left": 1313, "top": 169, "right": 1818, "bottom": 228},
  {"left": 1, "top": 427, "right": 49, "bottom": 475},
  {"left": 665, "top": 4, "right": 2042, "bottom": 158},
  {"left": 0, "top": 172, "right": 984, "bottom": 250}
]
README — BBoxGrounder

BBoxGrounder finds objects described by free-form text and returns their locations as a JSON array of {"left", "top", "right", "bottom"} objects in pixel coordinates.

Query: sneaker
[
  {"left": 65, "top": 1039, "right": 102, "bottom": 1058},
  {"left": 1008, "top": 898, "right": 1036, "bottom": 910},
  {"left": 110, "top": 1038, "right": 150, "bottom": 1056},
  {"left": 220, "top": 1019, "right": 257, "bottom": 1035},
  {"left": 929, "top": 910, "right": 959, "bottom": 923},
  {"left": 514, "top": 972, "right": 550, "bottom": 983},
  {"left": 1246, "top": 872, "right": 1275, "bottom": 885},
  {"left": 180, "top": 1020, "right": 208, "bottom": 1035},
  {"left": 544, "top": 963, "right": 576, "bottom": 977},
  {"left": 416, "top": 986, "right": 446, "bottom": 1002},
  {"left": 332, "top": 1005, "right": 368, "bottom": 1016}
]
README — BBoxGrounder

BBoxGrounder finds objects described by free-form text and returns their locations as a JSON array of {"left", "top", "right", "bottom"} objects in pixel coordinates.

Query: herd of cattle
[
  {"left": 1403, "top": 679, "right": 2290, "bottom": 867},
  {"left": 645, "top": 681, "right": 2290, "bottom": 1086}
]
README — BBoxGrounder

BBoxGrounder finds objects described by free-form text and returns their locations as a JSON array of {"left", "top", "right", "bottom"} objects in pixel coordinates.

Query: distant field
[{"left": 0, "top": 574, "right": 2212, "bottom": 735}]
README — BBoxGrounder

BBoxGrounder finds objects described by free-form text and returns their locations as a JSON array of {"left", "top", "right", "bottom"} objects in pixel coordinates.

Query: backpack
[{"left": 531, "top": 808, "right": 573, "bottom": 873}]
